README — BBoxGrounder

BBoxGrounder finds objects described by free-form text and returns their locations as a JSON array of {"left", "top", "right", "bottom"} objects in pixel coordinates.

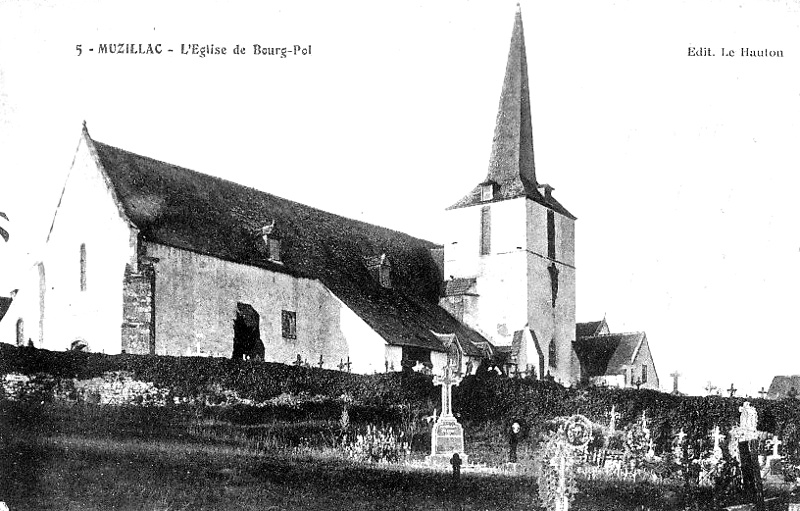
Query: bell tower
[{"left": 440, "top": 5, "right": 577, "bottom": 383}]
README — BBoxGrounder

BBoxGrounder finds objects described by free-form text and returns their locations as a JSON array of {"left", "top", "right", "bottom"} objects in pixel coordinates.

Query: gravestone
[
  {"left": 426, "top": 365, "right": 468, "bottom": 465},
  {"left": 728, "top": 402, "right": 765, "bottom": 511},
  {"left": 711, "top": 425, "right": 725, "bottom": 459},
  {"left": 673, "top": 428, "right": 687, "bottom": 463}
]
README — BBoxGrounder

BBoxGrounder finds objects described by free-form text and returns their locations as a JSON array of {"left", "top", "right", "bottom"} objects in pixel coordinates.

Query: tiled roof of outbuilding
[
  {"left": 573, "top": 332, "right": 645, "bottom": 377},
  {"left": 444, "top": 278, "right": 477, "bottom": 296},
  {"left": 576, "top": 320, "right": 606, "bottom": 338},
  {"left": 89, "top": 134, "right": 487, "bottom": 357},
  {"left": 767, "top": 375, "right": 800, "bottom": 399}
]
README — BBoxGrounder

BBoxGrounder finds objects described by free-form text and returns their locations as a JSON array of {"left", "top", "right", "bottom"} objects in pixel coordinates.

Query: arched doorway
[{"left": 232, "top": 302, "right": 264, "bottom": 360}]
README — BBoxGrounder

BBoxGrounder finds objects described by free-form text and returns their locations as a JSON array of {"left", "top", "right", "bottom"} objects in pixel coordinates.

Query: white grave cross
[
  {"left": 711, "top": 426, "right": 725, "bottom": 457},
  {"left": 433, "top": 365, "right": 462, "bottom": 418},
  {"left": 607, "top": 405, "right": 620, "bottom": 433},
  {"left": 768, "top": 435, "right": 782, "bottom": 458}
]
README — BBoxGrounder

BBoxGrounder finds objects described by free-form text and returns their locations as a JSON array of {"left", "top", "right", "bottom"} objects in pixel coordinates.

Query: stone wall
[
  {"left": 145, "top": 242, "right": 389, "bottom": 374},
  {"left": 121, "top": 263, "right": 155, "bottom": 354}
]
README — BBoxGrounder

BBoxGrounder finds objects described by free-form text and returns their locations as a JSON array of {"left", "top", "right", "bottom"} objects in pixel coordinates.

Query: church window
[
  {"left": 548, "top": 338, "right": 557, "bottom": 368},
  {"left": 480, "top": 206, "right": 491, "bottom": 255},
  {"left": 80, "top": 243, "right": 87, "bottom": 291},
  {"left": 16, "top": 318, "right": 24, "bottom": 346},
  {"left": 547, "top": 210, "right": 555, "bottom": 260},
  {"left": 548, "top": 263, "right": 559, "bottom": 308},
  {"left": 642, "top": 364, "right": 648, "bottom": 383},
  {"left": 281, "top": 310, "right": 297, "bottom": 339}
]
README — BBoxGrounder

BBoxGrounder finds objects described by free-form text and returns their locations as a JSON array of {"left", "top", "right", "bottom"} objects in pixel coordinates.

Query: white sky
[{"left": 1, "top": 0, "right": 799, "bottom": 396}]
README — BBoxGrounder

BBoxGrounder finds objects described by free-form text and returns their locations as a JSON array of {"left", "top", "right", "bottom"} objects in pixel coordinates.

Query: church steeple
[
  {"left": 448, "top": 6, "right": 574, "bottom": 219},
  {"left": 486, "top": 4, "right": 537, "bottom": 198}
]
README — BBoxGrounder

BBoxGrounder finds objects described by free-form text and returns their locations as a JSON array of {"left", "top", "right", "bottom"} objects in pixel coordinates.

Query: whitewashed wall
[
  {"left": 147, "top": 242, "right": 389, "bottom": 374},
  {"left": 30, "top": 134, "right": 136, "bottom": 353}
]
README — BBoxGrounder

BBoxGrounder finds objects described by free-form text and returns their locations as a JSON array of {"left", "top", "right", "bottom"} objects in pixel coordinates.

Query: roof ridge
[
  {"left": 578, "top": 331, "right": 644, "bottom": 339},
  {"left": 92, "top": 139, "right": 439, "bottom": 248}
]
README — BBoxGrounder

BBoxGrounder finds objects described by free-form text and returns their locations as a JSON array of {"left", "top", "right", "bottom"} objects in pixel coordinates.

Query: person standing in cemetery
[{"left": 509, "top": 422, "right": 521, "bottom": 463}]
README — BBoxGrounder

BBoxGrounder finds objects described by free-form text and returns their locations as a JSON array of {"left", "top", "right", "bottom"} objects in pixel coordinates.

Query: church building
[{"left": 0, "top": 8, "right": 585, "bottom": 384}]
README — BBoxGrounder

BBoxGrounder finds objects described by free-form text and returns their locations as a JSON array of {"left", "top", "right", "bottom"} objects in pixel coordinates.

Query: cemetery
[{"left": 3, "top": 343, "right": 800, "bottom": 510}]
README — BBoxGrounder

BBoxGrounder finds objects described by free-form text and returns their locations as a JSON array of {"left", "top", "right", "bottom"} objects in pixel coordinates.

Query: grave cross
[
  {"left": 293, "top": 354, "right": 303, "bottom": 367},
  {"left": 338, "top": 358, "right": 345, "bottom": 371},
  {"left": 318, "top": 354, "right": 324, "bottom": 369},
  {"left": 345, "top": 356, "right": 352, "bottom": 373},
  {"left": 768, "top": 435, "right": 782, "bottom": 458},
  {"left": 758, "top": 387, "right": 768, "bottom": 399},
  {"left": 670, "top": 371, "right": 681, "bottom": 393},
  {"left": 607, "top": 405, "right": 620, "bottom": 433},
  {"left": 728, "top": 383, "right": 738, "bottom": 398},
  {"left": 705, "top": 381, "right": 717, "bottom": 395},
  {"left": 433, "top": 365, "right": 462, "bottom": 418},
  {"left": 711, "top": 425, "right": 725, "bottom": 456}
]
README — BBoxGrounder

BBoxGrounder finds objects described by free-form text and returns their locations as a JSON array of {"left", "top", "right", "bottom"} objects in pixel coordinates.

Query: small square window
[
  {"left": 481, "top": 184, "right": 494, "bottom": 201},
  {"left": 281, "top": 310, "right": 297, "bottom": 339}
]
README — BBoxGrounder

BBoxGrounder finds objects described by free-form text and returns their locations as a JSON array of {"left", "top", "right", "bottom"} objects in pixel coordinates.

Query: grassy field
[{"left": 0, "top": 401, "right": 792, "bottom": 511}]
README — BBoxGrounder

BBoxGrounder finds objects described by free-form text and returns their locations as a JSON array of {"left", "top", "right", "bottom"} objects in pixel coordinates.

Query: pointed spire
[
  {"left": 486, "top": 5, "right": 537, "bottom": 197},
  {"left": 447, "top": 7, "right": 575, "bottom": 218}
]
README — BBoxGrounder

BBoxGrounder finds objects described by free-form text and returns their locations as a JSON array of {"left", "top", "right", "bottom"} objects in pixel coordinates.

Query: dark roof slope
[
  {"left": 0, "top": 297, "right": 11, "bottom": 323},
  {"left": 573, "top": 332, "right": 644, "bottom": 377},
  {"left": 91, "top": 137, "right": 486, "bottom": 356},
  {"left": 576, "top": 320, "right": 605, "bottom": 338}
]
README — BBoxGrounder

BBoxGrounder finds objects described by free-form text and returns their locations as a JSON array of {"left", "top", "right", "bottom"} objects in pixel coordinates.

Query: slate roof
[
  {"left": 443, "top": 277, "right": 477, "bottom": 296},
  {"left": 447, "top": 8, "right": 575, "bottom": 219},
  {"left": 0, "top": 297, "right": 11, "bottom": 323},
  {"left": 573, "top": 332, "right": 645, "bottom": 377},
  {"left": 88, "top": 132, "right": 486, "bottom": 356},
  {"left": 767, "top": 375, "right": 800, "bottom": 399},
  {"left": 576, "top": 320, "right": 606, "bottom": 338}
]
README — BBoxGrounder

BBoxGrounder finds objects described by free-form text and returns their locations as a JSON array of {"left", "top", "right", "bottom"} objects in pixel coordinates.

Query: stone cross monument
[
  {"left": 670, "top": 371, "right": 681, "bottom": 393},
  {"left": 426, "top": 363, "right": 468, "bottom": 465}
]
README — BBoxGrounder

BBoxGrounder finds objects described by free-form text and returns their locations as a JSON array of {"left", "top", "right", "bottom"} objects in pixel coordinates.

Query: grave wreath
[{"left": 537, "top": 415, "right": 593, "bottom": 511}]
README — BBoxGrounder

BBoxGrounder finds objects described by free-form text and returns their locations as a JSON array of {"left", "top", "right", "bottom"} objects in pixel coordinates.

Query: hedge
[{"left": 3, "top": 342, "right": 800, "bottom": 455}]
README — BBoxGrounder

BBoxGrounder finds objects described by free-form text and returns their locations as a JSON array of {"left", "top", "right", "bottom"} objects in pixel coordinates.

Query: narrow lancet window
[
  {"left": 480, "top": 206, "right": 491, "bottom": 255},
  {"left": 80, "top": 243, "right": 87, "bottom": 291}
]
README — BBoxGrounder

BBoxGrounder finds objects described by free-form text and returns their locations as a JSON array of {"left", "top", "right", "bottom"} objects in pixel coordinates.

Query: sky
[{"left": 1, "top": 0, "right": 799, "bottom": 396}]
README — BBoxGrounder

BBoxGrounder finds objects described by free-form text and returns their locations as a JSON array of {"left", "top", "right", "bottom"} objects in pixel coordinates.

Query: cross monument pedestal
[{"left": 426, "top": 365, "right": 468, "bottom": 466}]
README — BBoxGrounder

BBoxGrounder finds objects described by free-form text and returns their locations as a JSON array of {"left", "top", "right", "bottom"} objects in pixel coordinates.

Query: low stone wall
[
  {"left": 0, "top": 370, "right": 344, "bottom": 409},
  {"left": 2, "top": 371, "right": 170, "bottom": 405}
]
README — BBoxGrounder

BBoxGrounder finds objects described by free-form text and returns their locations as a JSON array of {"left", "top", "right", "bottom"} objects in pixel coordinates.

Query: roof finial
[{"left": 516, "top": 2, "right": 521, "bottom": 13}]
